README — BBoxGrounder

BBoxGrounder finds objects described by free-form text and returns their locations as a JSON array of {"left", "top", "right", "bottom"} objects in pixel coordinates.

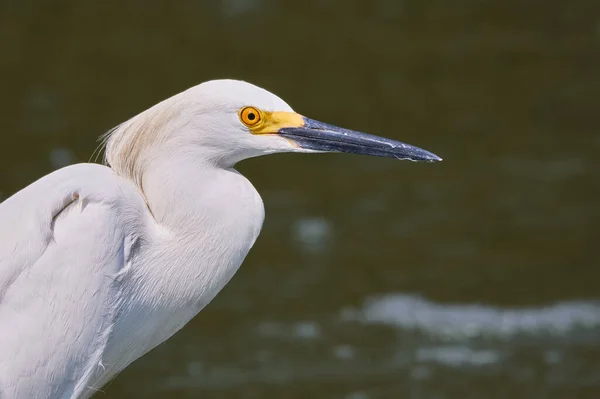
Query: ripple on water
[
  {"left": 256, "top": 320, "right": 322, "bottom": 340},
  {"left": 344, "top": 294, "right": 600, "bottom": 340},
  {"left": 416, "top": 346, "right": 501, "bottom": 366},
  {"left": 291, "top": 217, "right": 333, "bottom": 254}
]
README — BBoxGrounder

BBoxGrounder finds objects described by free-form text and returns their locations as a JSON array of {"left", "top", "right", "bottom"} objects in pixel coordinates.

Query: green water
[{"left": 1, "top": 1, "right": 599, "bottom": 398}]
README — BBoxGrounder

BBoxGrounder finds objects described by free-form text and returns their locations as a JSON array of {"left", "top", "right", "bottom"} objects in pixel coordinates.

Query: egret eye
[{"left": 239, "top": 107, "right": 262, "bottom": 127}]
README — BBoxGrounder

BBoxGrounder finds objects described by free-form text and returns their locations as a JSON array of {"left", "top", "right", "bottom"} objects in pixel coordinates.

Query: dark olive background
[{"left": 1, "top": 1, "right": 599, "bottom": 398}]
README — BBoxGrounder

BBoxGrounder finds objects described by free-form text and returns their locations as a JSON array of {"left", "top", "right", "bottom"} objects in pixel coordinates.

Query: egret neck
[{"left": 139, "top": 152, "right": 264, "bottom": 307}]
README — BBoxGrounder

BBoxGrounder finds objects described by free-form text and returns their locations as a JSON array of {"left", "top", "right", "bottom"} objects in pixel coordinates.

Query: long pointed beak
[{"left": 278, "top": 117, "right": 442, "bottom": 162}]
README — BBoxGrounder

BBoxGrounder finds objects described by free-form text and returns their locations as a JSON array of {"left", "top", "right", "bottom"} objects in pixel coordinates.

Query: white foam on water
[
  {"left": 333, "top": 344, "right": 356, "bottom": 360},
  {"left": 293, "top": 321, "right": 322, "bottom": 339},
  {"left": 292, "top": 216, "right": 333, "bottom": 254},
  {"left": 416, "top": 346, "right": 501, "bottom": 366},
  {"left": 344, "top": 294, "right": 600, "bottom": 340},
  {"left": 256, "top": 320, "right": 322, "bottom": 340}
]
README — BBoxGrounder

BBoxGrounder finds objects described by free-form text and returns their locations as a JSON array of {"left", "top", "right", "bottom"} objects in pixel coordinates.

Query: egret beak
[{"left": 278, "top": 117, "right": 442, "bottom": 162}]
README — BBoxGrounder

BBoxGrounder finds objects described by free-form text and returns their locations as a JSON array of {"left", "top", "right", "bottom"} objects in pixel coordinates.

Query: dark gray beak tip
[
  {"left": 418, "top": 152, "right": 443, "bottom": 163},
  {"left": 388, "top": 145, "right": 443, "bottom": 163}
]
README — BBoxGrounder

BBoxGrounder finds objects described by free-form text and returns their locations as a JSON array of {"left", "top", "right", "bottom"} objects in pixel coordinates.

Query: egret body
[{"left": 0, "top": 80, "right": 440, "bottom": 398}]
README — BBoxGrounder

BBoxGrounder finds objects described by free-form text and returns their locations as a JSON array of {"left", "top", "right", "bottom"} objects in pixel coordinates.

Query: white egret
[{"left": 0, "top": 79, "right": 441, "bottom": 398}]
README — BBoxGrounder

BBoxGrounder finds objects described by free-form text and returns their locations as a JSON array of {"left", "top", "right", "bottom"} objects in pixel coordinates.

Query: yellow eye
[{"left": 239, "top": 107, "right": 262, "bottom": 127}]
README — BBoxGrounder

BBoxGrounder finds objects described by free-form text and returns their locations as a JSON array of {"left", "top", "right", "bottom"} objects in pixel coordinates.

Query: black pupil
[{"left": 248, "top": 112, "right": 256, "bottom": 121}]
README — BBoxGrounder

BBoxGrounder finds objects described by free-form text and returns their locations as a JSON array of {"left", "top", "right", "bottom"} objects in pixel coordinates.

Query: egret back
[{"left": 0, "top": 164, "right": 147, "bottom": 399}]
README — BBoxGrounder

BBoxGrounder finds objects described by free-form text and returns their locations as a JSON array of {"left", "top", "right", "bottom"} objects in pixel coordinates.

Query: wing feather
[{"left": 0, "top": 164, "right": 145, "bottom": 399}]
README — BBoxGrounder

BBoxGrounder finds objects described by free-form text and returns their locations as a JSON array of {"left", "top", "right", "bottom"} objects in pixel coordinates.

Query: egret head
[{"left": 105, "top": 79, "right": 441, "bottom": 183}]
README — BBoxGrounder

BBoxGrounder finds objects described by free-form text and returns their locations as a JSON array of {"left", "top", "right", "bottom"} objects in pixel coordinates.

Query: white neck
[
  {"left": 99, "top": 154, "right": 264, "bottom": 384},
  {"left": 141, "top": 153, "right": 265, "bottom": 305}
]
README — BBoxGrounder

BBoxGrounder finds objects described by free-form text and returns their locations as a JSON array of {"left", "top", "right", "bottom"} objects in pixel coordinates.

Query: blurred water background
[{"left": 1, "top": 1, "right": 599, "bottom": 398}]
